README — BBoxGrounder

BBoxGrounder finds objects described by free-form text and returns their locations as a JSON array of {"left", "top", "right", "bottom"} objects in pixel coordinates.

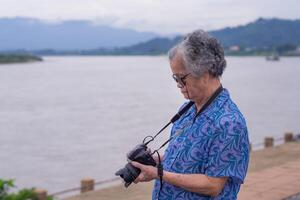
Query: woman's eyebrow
[{"left": 173, "top": 73, "right": 187, "bottom": 76}]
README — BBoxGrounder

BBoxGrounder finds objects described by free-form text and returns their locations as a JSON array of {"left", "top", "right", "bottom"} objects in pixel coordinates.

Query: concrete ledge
[{"left": 64, "top": 141, "right": 300, "bottom": 200}]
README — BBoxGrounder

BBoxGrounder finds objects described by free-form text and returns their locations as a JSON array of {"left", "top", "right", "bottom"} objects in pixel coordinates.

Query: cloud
[{"left": 0, "top": 0, "right": 299, "bottom": 34}]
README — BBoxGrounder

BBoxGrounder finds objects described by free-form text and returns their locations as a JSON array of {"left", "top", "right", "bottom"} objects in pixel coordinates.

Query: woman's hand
[{"left": 131, "top": 161, "right": 158, "bottom": 183}]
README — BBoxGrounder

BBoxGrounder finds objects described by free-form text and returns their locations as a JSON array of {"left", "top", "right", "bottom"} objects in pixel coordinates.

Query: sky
[{"left": 0, "top": 0, "right": 299, "bottom": 35}]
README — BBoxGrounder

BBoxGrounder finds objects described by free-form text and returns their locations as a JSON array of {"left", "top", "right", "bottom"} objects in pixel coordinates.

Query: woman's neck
[{"left": 195, "top": 80, "right": 221, "bottom": 112}]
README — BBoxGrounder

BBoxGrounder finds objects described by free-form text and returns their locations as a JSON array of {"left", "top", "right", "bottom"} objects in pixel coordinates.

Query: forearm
[{"left": 162, "top": 171, "right": 226, "bottom": 197}]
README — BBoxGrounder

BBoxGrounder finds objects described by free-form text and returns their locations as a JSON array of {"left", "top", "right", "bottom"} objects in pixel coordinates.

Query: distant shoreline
[
  {"left": 1, "top": 53, "right": 299, "bottom": 59},
  {"left": 34, "top": 54, "right": 300, "bottom": 57},
  {"left": 0, "top": 54, "right": 43, "bottom": 64}
]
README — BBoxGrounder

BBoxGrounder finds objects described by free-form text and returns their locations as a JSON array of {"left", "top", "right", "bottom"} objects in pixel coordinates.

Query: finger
[
  {"left": 134, "top": 177, "right": 139, "bottom": 184},
  {"left": 134, "top": 174, "right": 143, "bottom": 184},
  {"left": 131, "top": 161, "right": 144, "bottom": 169}
]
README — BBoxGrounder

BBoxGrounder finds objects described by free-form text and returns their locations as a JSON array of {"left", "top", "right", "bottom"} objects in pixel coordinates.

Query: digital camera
[{"left": 115, "top": 143, "right": 156, "bottom": 187}]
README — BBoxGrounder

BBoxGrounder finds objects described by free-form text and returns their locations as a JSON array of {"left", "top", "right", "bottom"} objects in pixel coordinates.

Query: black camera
[
  {"left": 115, "top": 143, "right": 156, "bottom": 187},
  {"left": 115, "top": 101, "right": 194, "bottom": 188}
]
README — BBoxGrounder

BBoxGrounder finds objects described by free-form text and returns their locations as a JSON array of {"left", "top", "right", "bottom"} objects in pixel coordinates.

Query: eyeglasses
[{"left": 172, "top": 73, "right": 191, "bottom": 86}]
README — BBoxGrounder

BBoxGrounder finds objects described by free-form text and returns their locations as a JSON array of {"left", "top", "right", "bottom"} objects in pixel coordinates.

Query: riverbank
[
  {"left": 63, "top": 141, "right": 300, "bottom": 200},
  {"left": 0, "top": 54, "right": 43, "bottom": 64}
]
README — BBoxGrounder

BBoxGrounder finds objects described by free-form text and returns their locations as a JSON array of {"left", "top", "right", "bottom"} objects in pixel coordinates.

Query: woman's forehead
[{"left": 170, "top": 54, "right": 187, "bottom": 74}]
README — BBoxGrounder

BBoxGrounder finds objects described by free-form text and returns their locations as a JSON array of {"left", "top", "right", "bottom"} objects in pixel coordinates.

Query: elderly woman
[{"left": 132, "top": 29, "right": 250, "bottom": 200}]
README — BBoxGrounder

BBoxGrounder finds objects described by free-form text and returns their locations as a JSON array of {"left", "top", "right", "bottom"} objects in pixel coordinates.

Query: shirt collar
[{"left": 190, "top": 88, "right": 230, "bottom": 122}]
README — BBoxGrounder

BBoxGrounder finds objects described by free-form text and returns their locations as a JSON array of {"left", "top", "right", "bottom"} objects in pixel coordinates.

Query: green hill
[
  {"left": 210, "top": 18, "right": 300, "bottom": 48},
  {"left": 106, "top": 18, "right": 300, "bottom": 55},
  {"left": 110, "top": 37, "right": 182, "bottom": 55}
]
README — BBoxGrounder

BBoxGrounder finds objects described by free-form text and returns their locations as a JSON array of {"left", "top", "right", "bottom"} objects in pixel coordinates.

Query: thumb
[{"left": 131, "top": 161, "right": 144, "bottom": 170}]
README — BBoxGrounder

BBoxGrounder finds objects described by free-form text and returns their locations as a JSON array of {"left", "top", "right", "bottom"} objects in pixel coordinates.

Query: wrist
[{"left": 157, "top": 163, "right": 164, "bottom": 180}]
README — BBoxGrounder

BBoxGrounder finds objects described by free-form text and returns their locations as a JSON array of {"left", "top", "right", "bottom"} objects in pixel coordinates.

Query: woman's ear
[{"left": 201, "top": 73, "right": 210, "bottom": 85}]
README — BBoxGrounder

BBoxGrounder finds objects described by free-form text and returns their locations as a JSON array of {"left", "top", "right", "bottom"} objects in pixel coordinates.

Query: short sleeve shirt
[{"left": 152, "top": 88, "right": 250, "bottom": 200}]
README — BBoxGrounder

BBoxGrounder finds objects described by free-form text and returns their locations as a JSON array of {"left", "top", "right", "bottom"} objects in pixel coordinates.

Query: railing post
[
  {"left": 264, "top": 137, "right": 274, "bottom": 148},
  {"left": 284, "top": 132, "right": 294, "bottom": 143},
  {"left": 81, "top": 178, "right": 95, "bottom": 193},
  {"left": 34, "top": 189, "right": 48, "bottom": 200}
]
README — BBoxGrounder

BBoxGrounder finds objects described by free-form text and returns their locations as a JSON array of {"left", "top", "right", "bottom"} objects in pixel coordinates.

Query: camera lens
[{"left": 115, "top": 163, "right": 141, "bottom": 187}]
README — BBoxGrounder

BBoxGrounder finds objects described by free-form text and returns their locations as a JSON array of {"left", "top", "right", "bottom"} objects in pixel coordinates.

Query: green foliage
[
  {"left": 0, "top": 179, "right": 53, "bottom": 200},
  {"left": 0, "top": 179, "right": 14, "bottom": 197},
  {"left": 3, "top": 189, "right": 38, "bottom": 200}
]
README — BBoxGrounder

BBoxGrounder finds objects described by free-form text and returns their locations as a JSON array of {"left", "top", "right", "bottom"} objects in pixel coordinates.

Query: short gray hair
[{"left": 168, "top": 29, "right": 226, "bottom": 77}]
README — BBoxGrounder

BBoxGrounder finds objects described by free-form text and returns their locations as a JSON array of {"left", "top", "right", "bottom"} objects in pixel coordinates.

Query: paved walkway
[
  {"left": 64, "top": 141, "right": 300, "bottom": 200},
  {"left": 238, "top": 159, "right": 300, "bottom": 200}
]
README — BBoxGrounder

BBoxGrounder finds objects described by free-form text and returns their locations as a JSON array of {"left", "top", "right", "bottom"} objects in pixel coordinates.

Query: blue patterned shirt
[{"left": 152, "top": 88, "right": 250, "bottom": 200}]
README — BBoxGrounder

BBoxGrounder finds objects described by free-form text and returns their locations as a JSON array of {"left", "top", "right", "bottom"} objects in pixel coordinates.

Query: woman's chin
[{"left": 181, "top": 92, "right": 190, "bottom": 99}]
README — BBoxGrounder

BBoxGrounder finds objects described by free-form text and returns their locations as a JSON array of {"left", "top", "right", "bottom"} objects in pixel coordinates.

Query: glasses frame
[{"left": 172, "top": 73, "right": 191, "bottom": 86}]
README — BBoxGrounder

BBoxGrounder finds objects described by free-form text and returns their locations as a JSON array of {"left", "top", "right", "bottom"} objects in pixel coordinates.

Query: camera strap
[
  {"left": 153, "top": 150, "right": 163, "bottom": 199},
  {"left": 143, "top": 101, "right": 194, "bottom": 146},
  {"left": 153, "top": 85, "right": 223, "bottom": 153}
]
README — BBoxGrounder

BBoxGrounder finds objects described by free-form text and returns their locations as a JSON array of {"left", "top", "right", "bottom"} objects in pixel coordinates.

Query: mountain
[
  {"left": 1, "top": 17, "right": 299, "bottom": 55},
  {"left": 0, "top": 17, "right": 158, "bottom": 50},
  {"left": 209, "top": 18, "right": 300, "bottom": 48},
  {"left": 16, "top": 37, "right": 182, "bottom": 56},
  {"left": 111, "top": 36, "right": 182, "bottom": 55},
  {"left": 102, "top": 18, "right": 300, "bottom": 55}
]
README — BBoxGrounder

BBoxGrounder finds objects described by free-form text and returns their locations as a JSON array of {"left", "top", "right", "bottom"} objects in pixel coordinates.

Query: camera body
[{"left": 115, "top": 143, "right": 156, "bottom": 187}]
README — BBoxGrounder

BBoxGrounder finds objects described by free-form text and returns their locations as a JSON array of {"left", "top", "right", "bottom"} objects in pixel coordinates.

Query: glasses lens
[
  {"left": 173, "top": 74, "right": 186, "bottom": 86},
  {"left": 172, "top": 74, "right": 179, "bottom": 83},
  {"left": 172, "top": 73, "right": 191, "bottom": 86}
]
